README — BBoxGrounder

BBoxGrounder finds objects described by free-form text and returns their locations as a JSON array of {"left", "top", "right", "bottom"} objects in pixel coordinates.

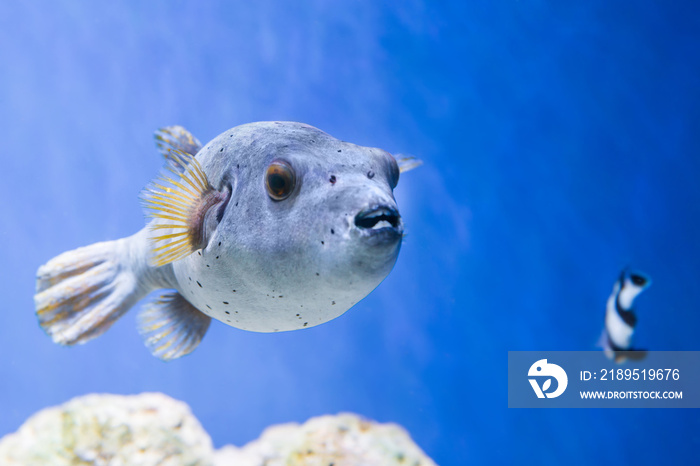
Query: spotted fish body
[{"left": 34, "top": 122, "right": 421, "bottom": 360}]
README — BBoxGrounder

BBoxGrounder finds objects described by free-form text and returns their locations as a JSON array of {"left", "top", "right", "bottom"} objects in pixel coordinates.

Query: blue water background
[{"left": 1, "top": 1, "right": 699, "bottom": 464}]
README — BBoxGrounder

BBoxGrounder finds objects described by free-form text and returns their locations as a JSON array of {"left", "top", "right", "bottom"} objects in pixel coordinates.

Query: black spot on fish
[
  {"left": 206, "top": 304, "right": 211, "bottom": 309},
  {"left": 233, "top": 289, "right": 237, "bottom": 292},
  {"left": 198, "top": 251, "right": 201, "bottom": 256},
  {"left": 337, "top": 149, "right": 342, "bottom": 153},
  {"left": 316, "top": 273, "right": 319, "bottom": 276},
  {"left": 367, "top": 170, "right": 375, "bottom": 179},
  {"left": 223, "top": 301, "right": 229, "bottom": 305},
  {"left": 235, "top": 311, "right": 238, "bottom": 314},
  {"left": 197, "top": 281, "right": 202, "bottom": 288},
  {"left": 331, "top": 229, "right": 335, "bottom": 234},
  {"left": 225, "top": 310, "right": 230, "bottom": 314},
  {"left": 188, "top": 277, "right": 192, "bottom": 281},
  {"left": 321, "top": 241, "right": 324, "bottom": 245},
  {"left": 303, "top": 322, "right": 308, "bottom": 327},
  {"left": 218, "top": 242, "right": 221, "bottom": 246},
  {"left": 216, "top": 256, "right": 219, "bottom": 259},
  {"left": 206, "top": 264, "right": 210, "bottom": 267},
  {"left": 220, "top": 147, "right": 224, "bottom": 152},
  {"left": 332, "top": 301, "right": 336, "bottom": 305},
  {"left": 279, "top": 295, "right": 283, "bottom": 298},
  {"left": 296, "top": 314, "right": 300, "bottom": 316},
  {"left": 236, "top": 164, "right": 239, "bottom": 168},
  {"left": 226, "top": 319, "right": 231, "bottom": 322},
  {"left": 235, "top": 202, "right": 238, "bottom": 207},
  {"left": 329, "top": 175, "right": 336, "bottom": 184}
]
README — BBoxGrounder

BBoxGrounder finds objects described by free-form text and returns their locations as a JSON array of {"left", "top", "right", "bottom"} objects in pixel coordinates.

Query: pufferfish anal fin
[
  {"left": 394, "top": 153, "right": 423, "bottom": 173},
  {"left": 154, "top": 126, "right": 203, "bottom": 168},
  {"left": 137, "top": 291, "right": 211, "bottom": 361},
  {"left": 141, "top": 150, "right": 229, "bottom": 267}
]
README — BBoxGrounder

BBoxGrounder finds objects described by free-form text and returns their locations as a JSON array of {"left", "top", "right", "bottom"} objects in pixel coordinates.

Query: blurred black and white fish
[
  {"left": 34, "top": 122, "right": 421, "bottom": 360},
  {"left": 598, "top": 269, "right": 651, "bottom": 363}
]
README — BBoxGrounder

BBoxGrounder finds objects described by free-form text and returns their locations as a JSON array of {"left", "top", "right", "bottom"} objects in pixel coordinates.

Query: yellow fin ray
[
  {"left": 151, "top": 231, "right": 190, "bottom": 242},
  {"left": 141, "top": 150, "right": 215, "bottom": 267},
  {"left": 137, "top": 292, "right": 211, "bottom": 361},
  {"left": 154, "top": 126, "right": 203, "bottom": 162}
]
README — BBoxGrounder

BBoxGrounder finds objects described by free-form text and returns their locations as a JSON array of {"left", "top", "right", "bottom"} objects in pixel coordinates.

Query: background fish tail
[{"left": 34, "top": 229, "right": 161, "bottom": 346}]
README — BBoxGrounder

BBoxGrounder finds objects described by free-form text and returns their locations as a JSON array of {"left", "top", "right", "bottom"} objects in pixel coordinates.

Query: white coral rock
[
  {"left": 0, "top": 393, "right": 436, "bottom": 466},
  {"left": 0, "top": 393, "right": 213, "bottom": 466},
  {"left": 216, "top": 413, "right": 436, "bottom": 466}
]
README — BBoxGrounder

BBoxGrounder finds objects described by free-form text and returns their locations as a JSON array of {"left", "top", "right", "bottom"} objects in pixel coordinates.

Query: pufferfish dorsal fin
[
  {"left": 394, "top": 154, "right": 423, "bottom": 173},
  {"left": 137, "top": 291, "right": 211, "bottom": 361},
  {"left": 140, "top": 150, "right": 220, "bottom": 267},
  {"left": 154, "top": 126, "right": 203, "bottom": 168}
]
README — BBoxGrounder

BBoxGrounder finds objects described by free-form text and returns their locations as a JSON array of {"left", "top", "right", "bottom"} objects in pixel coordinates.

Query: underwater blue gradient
[{"left": 1, "top": 1, "right": 699, "bottom": 464}]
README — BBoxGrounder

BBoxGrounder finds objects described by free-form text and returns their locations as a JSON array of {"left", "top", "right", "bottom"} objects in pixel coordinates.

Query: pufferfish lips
[{"left": 354, "top": 205, "right": 403, "bottom": 241}]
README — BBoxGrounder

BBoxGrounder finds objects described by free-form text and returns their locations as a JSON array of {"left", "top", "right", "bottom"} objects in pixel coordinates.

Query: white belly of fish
[{"left": 172, "top": 253, "right": 371, "bottom": 333}]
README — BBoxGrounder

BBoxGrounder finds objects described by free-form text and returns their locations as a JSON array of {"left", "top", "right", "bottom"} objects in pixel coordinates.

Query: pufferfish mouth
[{"left": 354, "top": 205, "right": 402, "bottom": 235}]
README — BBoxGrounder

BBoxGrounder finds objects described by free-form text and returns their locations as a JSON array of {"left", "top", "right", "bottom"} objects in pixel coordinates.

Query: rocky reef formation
[
  {"left": 0, "top": 393, "right": 436, "bottom": 466},
  {"left": 0, "top": 393, "right": 212, "bottom": 466},
  {"left": 216, "top": 412, "right": 436, "bottom": 465}
]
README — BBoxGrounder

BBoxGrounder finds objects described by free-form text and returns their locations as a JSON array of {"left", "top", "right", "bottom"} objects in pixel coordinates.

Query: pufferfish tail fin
[{"left": 34, "top": 235, "right": 148, "bottom": 346}]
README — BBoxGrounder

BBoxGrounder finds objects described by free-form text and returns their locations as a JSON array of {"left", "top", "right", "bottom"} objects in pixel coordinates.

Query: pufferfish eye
[{"left": 265, "top": 160, "right": 296, "bottom": 201}]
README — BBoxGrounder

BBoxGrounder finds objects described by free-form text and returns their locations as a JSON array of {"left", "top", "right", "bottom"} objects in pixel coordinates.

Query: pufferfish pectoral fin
[
  {"left": 137, "top": 291, "right": 211, "bottom": 361},
  {"left": 141, "top": 149, "right": 229, "bottom": 267},
  {"left": 154, "top": 126, "right": 203, "bottom": 167}
]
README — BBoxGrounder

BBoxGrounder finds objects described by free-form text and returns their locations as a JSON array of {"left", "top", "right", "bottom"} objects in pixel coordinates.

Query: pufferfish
[{"left": 34, "top": 122, "right": 421, "bottom": 360}]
